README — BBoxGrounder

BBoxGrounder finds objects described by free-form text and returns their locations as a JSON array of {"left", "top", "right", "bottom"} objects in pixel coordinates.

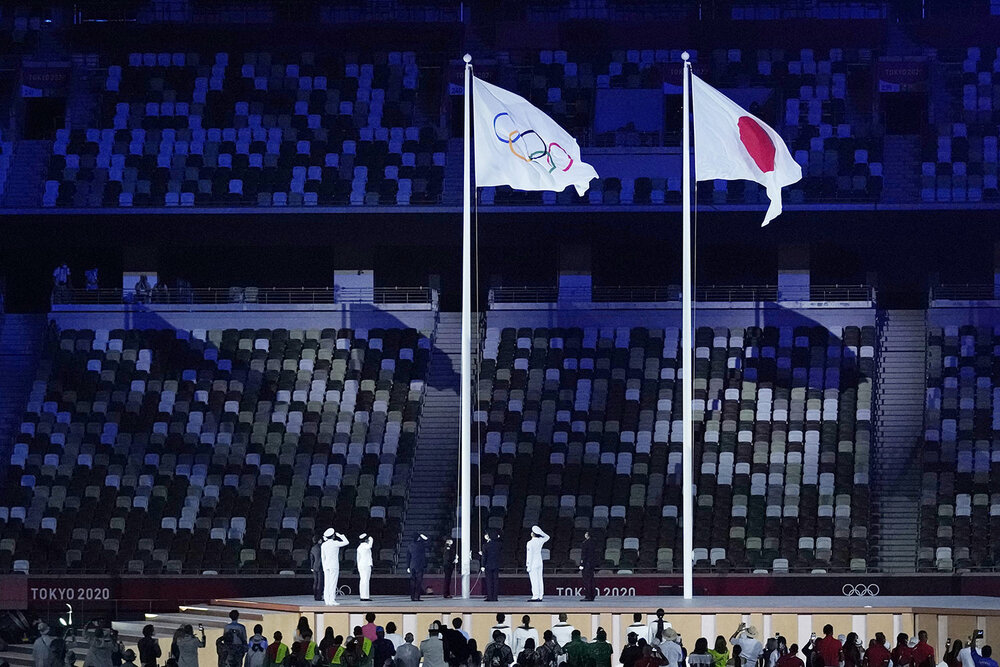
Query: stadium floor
[
  {"left": 201, "top": 594, "right": 1000, "bottom": 649},
  {"left": 214, "top": 594, "right": 1000, "bottom": 613}
]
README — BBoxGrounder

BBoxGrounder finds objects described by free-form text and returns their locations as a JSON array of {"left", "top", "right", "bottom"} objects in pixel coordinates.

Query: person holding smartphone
[
  {"left": 957, "top": 633, "right": 982, "bottom": 667},
  {"left": 176, "top": 625, "right": 207, "bottom": 667}
]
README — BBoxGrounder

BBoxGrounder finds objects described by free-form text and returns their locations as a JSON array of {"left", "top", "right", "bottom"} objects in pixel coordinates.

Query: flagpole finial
[
  {"left": 463, "top": 53, "right": 472, "bottom": 64},
  {"left": 681, "top": 51, "right": 690, "bottom": 62}
]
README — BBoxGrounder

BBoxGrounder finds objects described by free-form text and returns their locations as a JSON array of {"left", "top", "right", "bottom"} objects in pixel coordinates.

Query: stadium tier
[
  {"left": 921, "top": 324, "right": 1000, "bottom": 572},
  {"left": 0, "top": 326, "right": 430, "bottom": 574},
  {"left": 16, "top": 39, "right": 1000, "bottom": 208},
  {"left": 471, "top": 324, "right": 875, "bottom": 573},
  {"left": 45, "top": 50, "right": 447, "bottom": 207}
]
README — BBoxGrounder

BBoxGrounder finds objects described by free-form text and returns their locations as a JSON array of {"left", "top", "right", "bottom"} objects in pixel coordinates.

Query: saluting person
[
  {"left": 321, "top": 529, "right": 350, "bottom": 606},
  {"left": 357, "top": 533, "right": 374, "bottom": 602},
  {"left": 525, "top": 526, "right": 550, "bottom": 602}
]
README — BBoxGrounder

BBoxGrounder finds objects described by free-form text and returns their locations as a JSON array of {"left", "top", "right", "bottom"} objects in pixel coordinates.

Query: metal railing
[
  {"left": 929, "top": 284, "right": 997, "bottom": 301},
  {"left": 490, "top": 284, "right": 874, "bottom": 305},
  {"left": 51, "top": 286, "right": 432, "bottom": 306}
]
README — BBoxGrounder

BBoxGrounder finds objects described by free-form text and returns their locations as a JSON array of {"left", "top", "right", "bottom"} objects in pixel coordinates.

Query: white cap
[
  {"left": 531, "top": 525, "right": 542, "bottom": 534},
  {"left": 323, "top": 528, "right": 335, "bottom": 538}
]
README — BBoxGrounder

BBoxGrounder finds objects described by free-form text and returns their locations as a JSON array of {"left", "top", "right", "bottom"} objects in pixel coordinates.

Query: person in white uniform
[
  {"left": 356, "top": 533, "right": 374, "bottom": 602},
  {"left": 321, "top": 528, "right": 350, "bottom": 606},
  {"left": 525, "top": 525, "right": 550, "bottom": 602},
  {"left": 512, "top": 616, "right": 539, "bottom": 658},
  {"left": 551, "top": 614, "right": 576, "bottom": 648},
  {"left": 648, "top": 609, "right": 673, "bottom": 649}
]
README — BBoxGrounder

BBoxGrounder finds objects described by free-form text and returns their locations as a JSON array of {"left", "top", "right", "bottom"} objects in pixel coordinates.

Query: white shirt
[
  {"left": 647, "top": 620, "right": 673, "bottom": 647},
  {"left": 321, "top": 534, "right": 349, "bottom": 570},
  {"left": 733, "top": 638, "right": 763, "bottom": 667},
  {"left": 513, "top": 627, "right": 539, "bottom": 657},
  {"left": 357, "top": 541, "right": 373, "bottom": 570},
  {"left": 626, "top": 623, "right": 648, "bottom": 642},
  {"left": 958, "top": 647, "right": 978, "bottom": 667},
  {"left": 661, "top": 641, "right": 685, "bottom": 667},
  {"left": 551, "top": 623, "right": 576, "bottom": 647},
  {"left": 386, "top": 634, "right": 405, "bottom": 651},
  {"left": 526, "top": 530, "right": 550, "bottom": 570}
]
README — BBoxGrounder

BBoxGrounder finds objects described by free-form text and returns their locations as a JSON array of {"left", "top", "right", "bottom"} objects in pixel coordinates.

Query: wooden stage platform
[{"left": 208, "top": 595, "right": 1000, "bottom": 653}]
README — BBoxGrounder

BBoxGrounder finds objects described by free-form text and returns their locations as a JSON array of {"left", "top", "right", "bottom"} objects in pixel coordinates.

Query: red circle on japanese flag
[{"left": 738, "top": 116, "right": 776, "bottom": 174}]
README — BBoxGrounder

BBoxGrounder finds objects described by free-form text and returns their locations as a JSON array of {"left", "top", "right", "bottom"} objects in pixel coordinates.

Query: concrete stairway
[
  {"left": 441, "top": 137, "right": 463, "bottom": 206},
  {"left": 66, "top": 56, "right": 101, "bottom": 129},
  {"left": 2, "top": 140, "right": 51, "bottom": 207},
  {"left": 0, "top": 314, "right": 46, "bottom": 473},
  {"left": 872, "top": 309, "right": 927, "bottom": 572},
  {"left": 399, "top": 311, "right": 471, "bottom": 569},
  {"left": 881, "top": 136, "right": 921, "bottom": 204}
]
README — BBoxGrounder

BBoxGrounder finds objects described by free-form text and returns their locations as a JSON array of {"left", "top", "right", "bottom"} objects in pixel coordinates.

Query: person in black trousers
[
  {"left": 442, "top": 538, "right": 458, "bottom": 599},
  {"left": 309, "top": 536, "right": 324, "bottom": 601},
  {"left": 579, "top": 530, "right": 597, "bottom": 601},
  {"left": 480, "top": 531, "right": 502, "bottom": 602},
  {"left": 407, "top": 534, "right": 429, "bottom": 601}
]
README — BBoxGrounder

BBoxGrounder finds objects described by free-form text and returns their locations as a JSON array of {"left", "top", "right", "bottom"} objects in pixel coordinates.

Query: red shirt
[
  {"left": 891, "top": 646, "right": 914, "bottom": 667},
  {"left": 815, "top": 637, "right": 842, "bottom": 667},
  {"left": 864, "top": 644, "right": 891, "bottom": 667},
  {"left": 912, "top": 642, "right": 935, "bottom": 667},
  {"left": 777, "top": 655, "right": 805, "bottom": 667}
]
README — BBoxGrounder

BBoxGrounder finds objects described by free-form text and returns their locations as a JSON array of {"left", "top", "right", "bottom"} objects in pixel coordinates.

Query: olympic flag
[
  {"left": 472, "top": 76, "right": 598, "bottom": 196},
  {"left": 691, "top": 73, "right": 801, "bottom": 226}
]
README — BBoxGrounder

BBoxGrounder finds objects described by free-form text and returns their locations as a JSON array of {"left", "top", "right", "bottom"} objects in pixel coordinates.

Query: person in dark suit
[
  {"left": 309, "top": 536, "right": 324, "bottom": 601},
  {"left": 406, "top": 534, "right": 429, "bottom": 601},
  {"left": 441, "top": 622, "right": 470, "bottom": 667},
  {"left": 579, "top": 530, "right": 597, "bottom": 601},
  {"left": 442, "top": 538, "right": 458, "bottom": 599},
  {"left": 480, "top": 531, "right": 502, "bottom": 602}
]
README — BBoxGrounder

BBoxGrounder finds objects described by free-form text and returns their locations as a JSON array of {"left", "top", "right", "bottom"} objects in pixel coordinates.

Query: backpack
[{"left": 227, "top": 631, "right": 248, "bottom": 662}]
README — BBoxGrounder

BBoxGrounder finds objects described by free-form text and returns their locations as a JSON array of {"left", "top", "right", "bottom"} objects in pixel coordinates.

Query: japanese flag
[{"left": 691, "top": 74, "right": 802, "bottom": 225}]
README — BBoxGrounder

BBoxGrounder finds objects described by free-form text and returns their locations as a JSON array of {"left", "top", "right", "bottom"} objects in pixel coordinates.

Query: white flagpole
[
  {"left": 681, "top": 51, "right": 694, "bottom": 600},
  {"left": 460, "top": 53, "right": 473, "bottom": 600}
]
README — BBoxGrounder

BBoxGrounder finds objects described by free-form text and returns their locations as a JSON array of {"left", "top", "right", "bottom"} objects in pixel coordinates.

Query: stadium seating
[
  {"left": 920, "top": 47, "right": 1000, "bottom": 203},
  {"left": 472, "top": 324, "right": 875, "bottom": 573},
  {"left": 44, "top": 51, "right": 447, "bottom": 207},
  {"left": 0, "top": 326, "right": 430, "bottom": 574},
  {"left": 920, "top": 325, "right": 1000, "bottom": 571}
]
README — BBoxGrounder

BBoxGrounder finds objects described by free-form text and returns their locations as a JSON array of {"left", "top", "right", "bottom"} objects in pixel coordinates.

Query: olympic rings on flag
[
  {"left": 492, "top": 112, "right": 575, "bottom": 174},
  {"left": 841, "top": 583, "right": 880, "bottom": 597}
]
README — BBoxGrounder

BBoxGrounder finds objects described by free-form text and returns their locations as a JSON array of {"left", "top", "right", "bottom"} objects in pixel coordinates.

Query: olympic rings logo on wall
[
  {"left": 493, "top": 112, "right": 575, "bottom": 174},
  {"left": 842, "top": 583, "right": 880, "bottom": 596}
]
